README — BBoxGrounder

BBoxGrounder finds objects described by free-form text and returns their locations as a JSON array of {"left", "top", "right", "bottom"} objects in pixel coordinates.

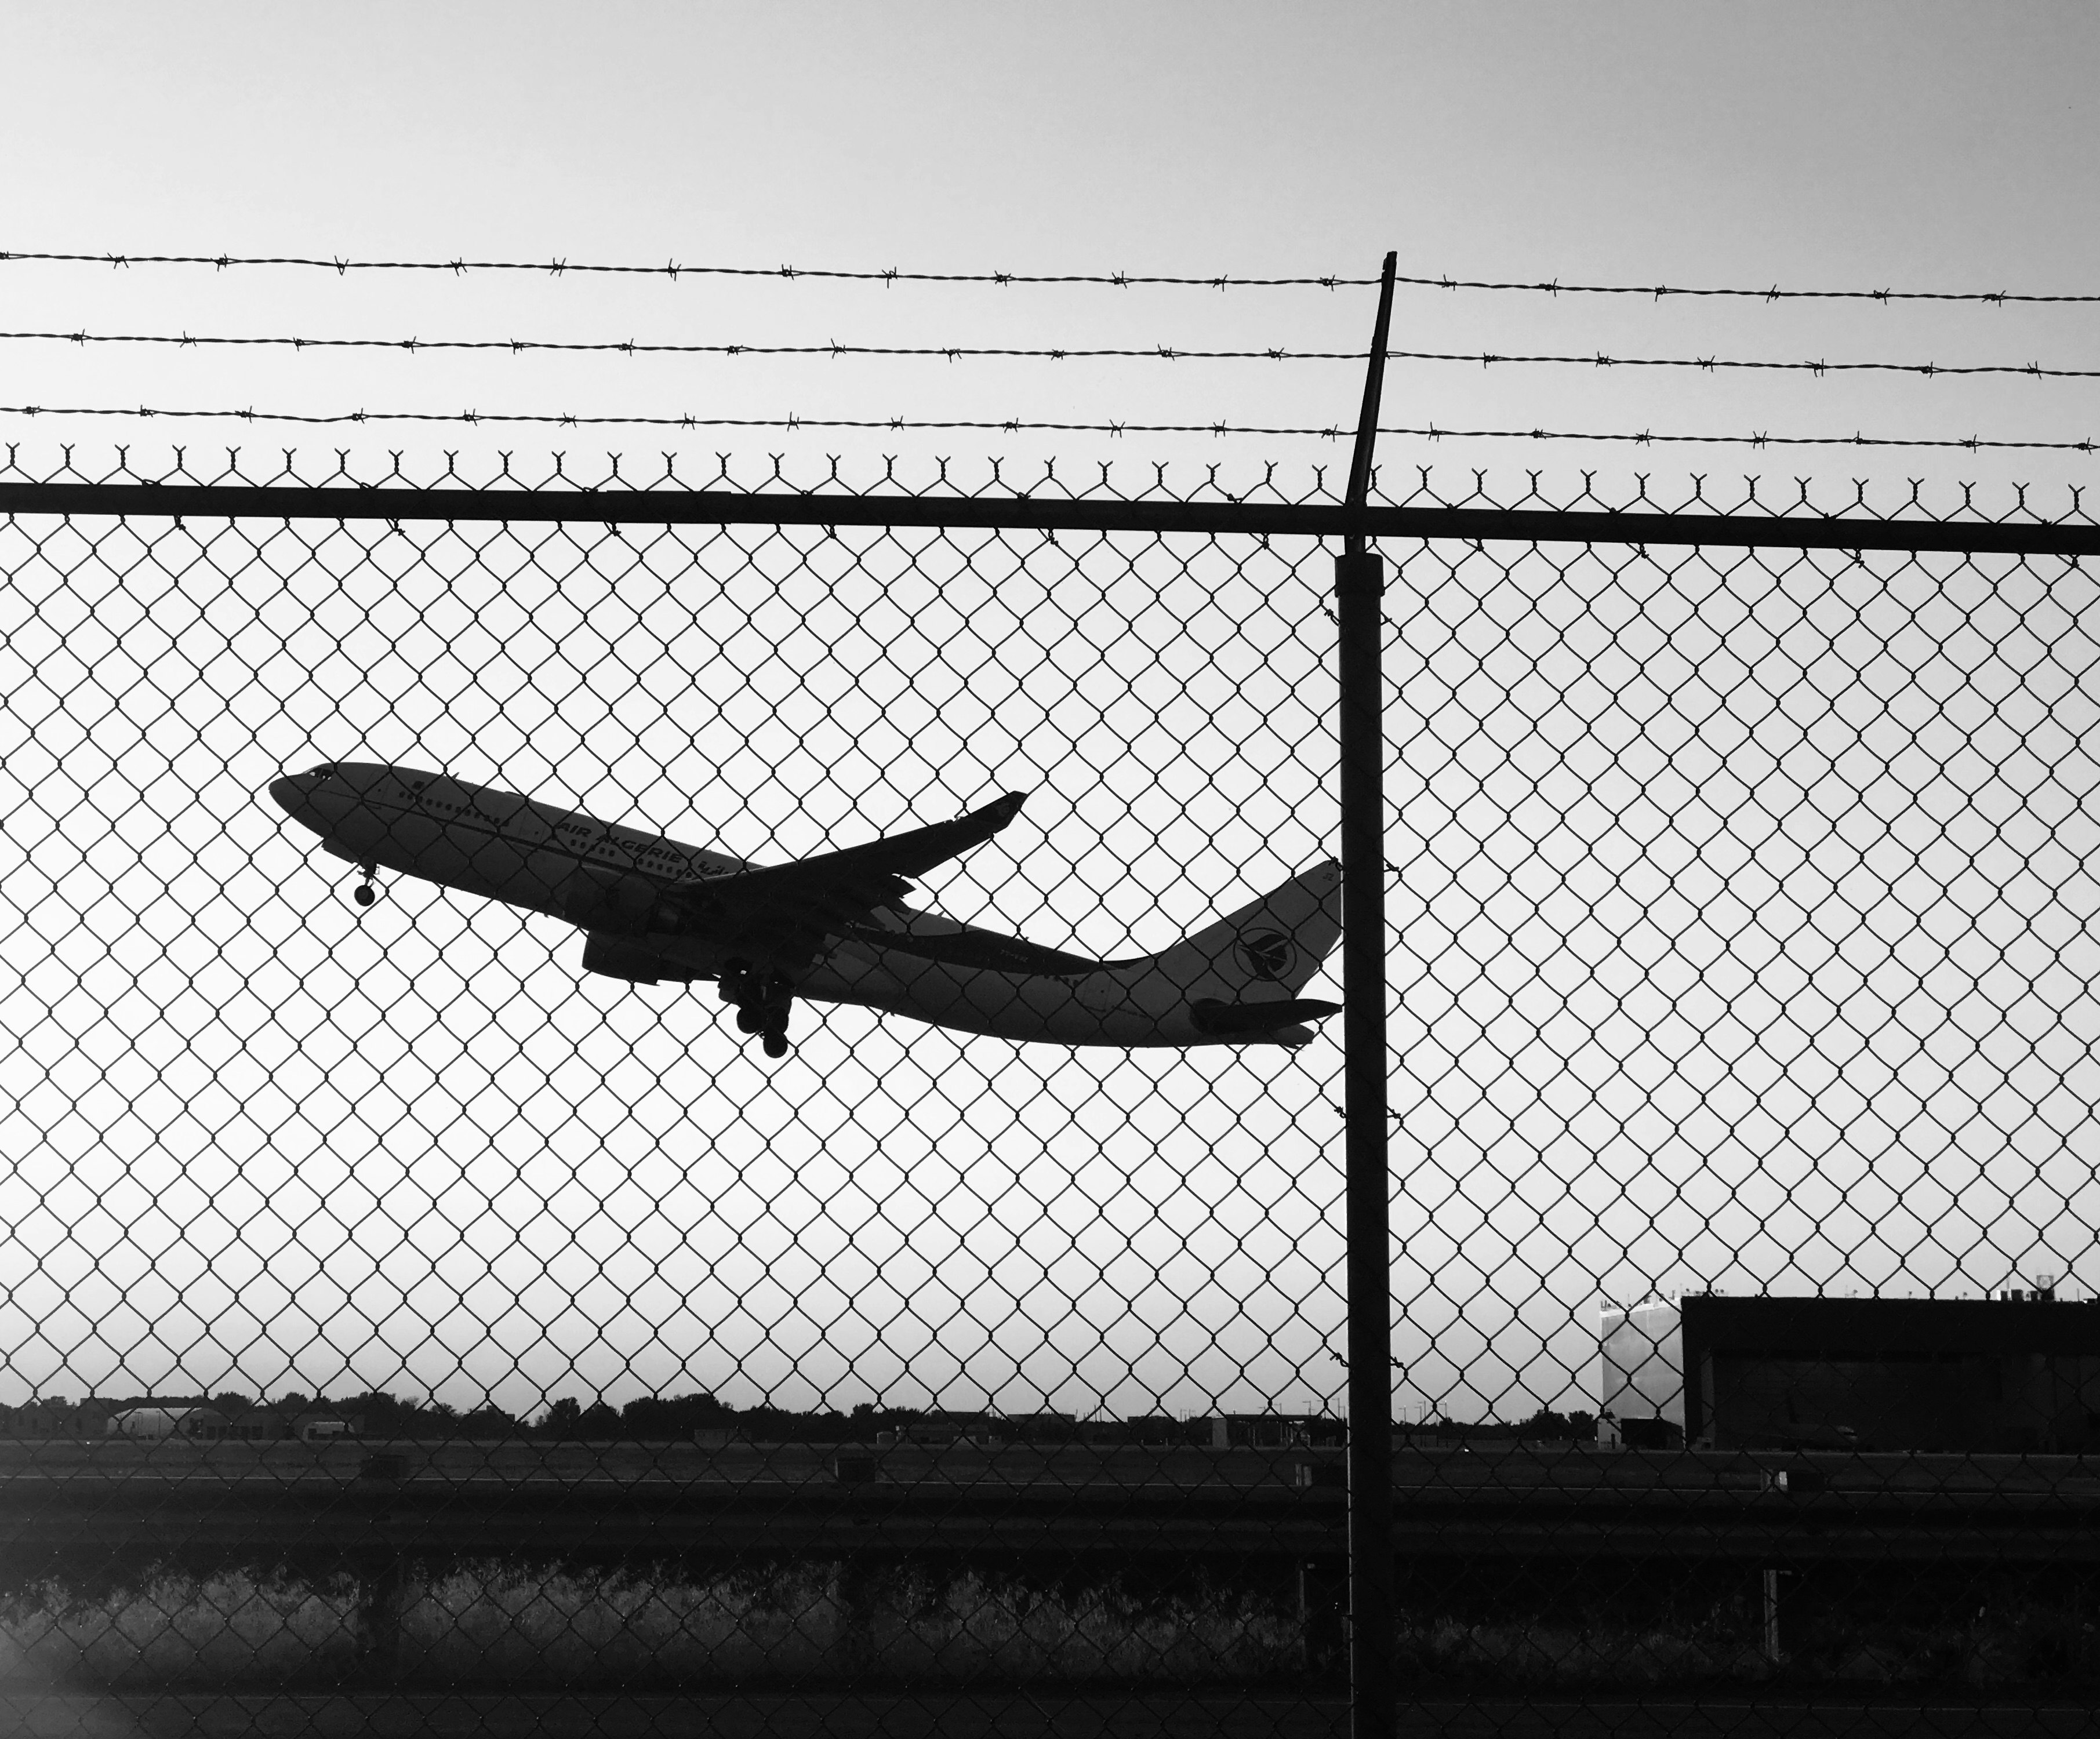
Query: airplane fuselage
[{"left": 270, "top": 764, "right": 1329, "bottom": 1047}]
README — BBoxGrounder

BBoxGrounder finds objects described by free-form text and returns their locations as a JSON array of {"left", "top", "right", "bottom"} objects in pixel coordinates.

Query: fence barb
[{"left": 2, "top": 481, "right": 2094, "bottom": 558}]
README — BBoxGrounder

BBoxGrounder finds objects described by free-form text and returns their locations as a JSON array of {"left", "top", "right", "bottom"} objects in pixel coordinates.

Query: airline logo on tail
[{"left": 1238, "top": 931, "right": 1296, "bottom": 981}]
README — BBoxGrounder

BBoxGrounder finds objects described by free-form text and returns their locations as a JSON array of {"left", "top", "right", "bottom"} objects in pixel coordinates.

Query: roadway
[{"left": 3, "top": 1440, "right": 2097, "bottom": 1563}]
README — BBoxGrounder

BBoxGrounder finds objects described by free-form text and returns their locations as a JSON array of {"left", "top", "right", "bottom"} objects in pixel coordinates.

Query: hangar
[{"left": 1601, "top": 1290, "right": 2100, "bottom": 1453}]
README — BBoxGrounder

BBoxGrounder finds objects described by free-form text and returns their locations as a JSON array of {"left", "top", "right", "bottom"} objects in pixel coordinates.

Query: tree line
[
  {"left": 31, "top": 1390, "right": 1600, "bottom": 1444},
  {"left": 238, "top": 1391, "right": 1016, "bottom": 1442}
]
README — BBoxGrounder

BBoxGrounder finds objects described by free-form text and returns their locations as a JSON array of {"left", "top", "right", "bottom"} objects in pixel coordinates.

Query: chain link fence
[{"left": 2, "top": 446, "right": 2098, "bottom": 1735}]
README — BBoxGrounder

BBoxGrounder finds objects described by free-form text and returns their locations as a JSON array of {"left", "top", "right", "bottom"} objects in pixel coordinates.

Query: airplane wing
[{"left": 662, "top": 791, "right": 1027, "bottom": 962}]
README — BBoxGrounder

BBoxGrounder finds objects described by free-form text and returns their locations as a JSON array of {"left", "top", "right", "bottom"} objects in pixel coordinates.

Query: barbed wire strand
[
  {"left": 2, "top": 250, "right": 2097, "bottom": 303},
  {"left": 0, "top": 401, "right": 2091, "bottom": 451},
  {"left": 5, "top": 328, "right": 2098, "bottom": 377}
]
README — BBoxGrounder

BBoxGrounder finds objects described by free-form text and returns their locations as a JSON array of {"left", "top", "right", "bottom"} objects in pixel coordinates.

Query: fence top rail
[{"left": 0, "top": 481, "right": 2095, "bottom": 557}]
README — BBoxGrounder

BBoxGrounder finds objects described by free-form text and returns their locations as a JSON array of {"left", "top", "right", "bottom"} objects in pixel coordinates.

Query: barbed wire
[
  {"left": 0, "top": 252, "right": 1362, "bottom": 288},
  {"left": 1414, "top": 351, "right": 2100, "bottom": 379},
  {"left": 3, "top": 250, "right": 2098, "bottom": 303},
  {"left": 1392, "top": 277, "right": 2100, "bottom": 306},
  {"left": 0, "top": 400, "right": 2091, "bottom": 451},
  {"left": 5, "top": 327, "right": 2099, "bottom": 377}
]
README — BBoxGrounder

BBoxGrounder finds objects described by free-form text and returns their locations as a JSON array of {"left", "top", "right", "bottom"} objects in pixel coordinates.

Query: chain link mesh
[{"left": 2, "top": 448, "right": 2098, "bottom": 1734}]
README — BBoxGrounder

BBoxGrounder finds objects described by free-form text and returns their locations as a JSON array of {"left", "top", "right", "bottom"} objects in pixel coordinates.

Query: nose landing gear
[
  {"left": 353, "top": 863, "right": 380, "bottom": 908},
  {"left": 718, "top": 958, "right": 795, "bottom": 1058}
]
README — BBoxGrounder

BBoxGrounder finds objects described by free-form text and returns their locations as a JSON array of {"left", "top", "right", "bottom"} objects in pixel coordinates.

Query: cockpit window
[{"left": 304, "top": 764, "right": 338, "bottom": 778}]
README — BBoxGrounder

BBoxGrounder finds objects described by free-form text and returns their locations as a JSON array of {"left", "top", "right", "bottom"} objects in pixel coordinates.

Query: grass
[
  {"left": 3, "top": 1556, "right": 2095, "bottom": 1693},
  {"left": 0, "top": 1558, "right": 1303, "bottom": 1691}
]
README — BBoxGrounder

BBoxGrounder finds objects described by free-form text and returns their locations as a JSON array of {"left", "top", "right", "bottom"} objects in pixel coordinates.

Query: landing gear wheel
[
  {"left": 758, "top": 992, "right": 791, "bottom": 1057},
  {"left": 725, "top": 961, "right": 794, "bottom": 1054},
  {"left": 759, "top": 970, "right": 794, "bottom": 1015},
  {"left": 353, "top": 863, "right": 379, "bottom": 908}
]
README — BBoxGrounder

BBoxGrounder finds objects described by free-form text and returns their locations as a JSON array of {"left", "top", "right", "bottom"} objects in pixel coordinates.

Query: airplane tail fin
[{"left": 1146, "top": 858, "right": 1342, "bottom": 998}]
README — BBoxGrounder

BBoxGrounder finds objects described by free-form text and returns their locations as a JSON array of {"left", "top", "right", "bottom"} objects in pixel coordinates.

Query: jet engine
[
  {"left": 560, "top": 864, "right": 663, "bottom": 934},
  {"left": 582, "top": 932, "right": 702, "bottom": 985}
]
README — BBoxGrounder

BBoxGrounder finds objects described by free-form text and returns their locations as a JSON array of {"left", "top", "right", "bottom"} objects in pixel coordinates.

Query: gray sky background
[
  {"left": 2, "top": 4, "right": 2098, "bottom": 1424},
  {"left": 0, "top": 2, "right": 2094, "bottom": 492}
]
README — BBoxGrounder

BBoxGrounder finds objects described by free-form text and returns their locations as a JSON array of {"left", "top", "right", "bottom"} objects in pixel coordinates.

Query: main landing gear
[
  {"left": 352, "top": 863, "right": 381, "bottom": 908},
  {"left": 718, "top": 958, "right": 794, "bottom": 1058}
]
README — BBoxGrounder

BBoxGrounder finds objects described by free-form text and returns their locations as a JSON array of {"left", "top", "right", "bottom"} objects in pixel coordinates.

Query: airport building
[
  {"left": 1601, "top": 1290, "right": 2100, "bottom": 1453},
  {"left": 1600, "top": 1301, "right": 1688, "bottom": 1447},
  {"left": 0, "top": 1397, "right": 113, "bottom": 1439},
  {"left": 860, "top": 1411, "right": 1342, "bottom": 1450},
  {"left": 1207, "top": 1413, "right": 1346, "bottom": 1450},
  {"left": 881, "top": 1413, "right": 1002, "bottom": 1447},
  {"left": 106, "top": 1405, "right": 229, "bottom": 1441}
]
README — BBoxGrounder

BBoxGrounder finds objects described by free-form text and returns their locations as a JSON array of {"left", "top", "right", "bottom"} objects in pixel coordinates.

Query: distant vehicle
[{"left": 270, "top": 764, "right": 1342, "bottom": 1058}]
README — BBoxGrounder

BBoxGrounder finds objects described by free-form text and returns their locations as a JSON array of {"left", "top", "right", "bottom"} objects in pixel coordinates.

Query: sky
[
  {"left": 2, "top": 3, "right": 2098, "bottom": 1424},
  {"left": 0, "top": 2, "right": 2093, "bottom": 491}
]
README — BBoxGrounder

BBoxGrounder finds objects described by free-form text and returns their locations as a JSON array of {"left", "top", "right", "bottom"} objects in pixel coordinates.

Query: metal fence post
[{"left": 1340, "top": 249, "right": 1398, "bottom": 1739}]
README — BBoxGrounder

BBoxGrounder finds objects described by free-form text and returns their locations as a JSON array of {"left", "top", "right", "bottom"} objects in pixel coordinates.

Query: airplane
[{"left": 268, "top": 762, "right": 1343, "bottom": 1057}]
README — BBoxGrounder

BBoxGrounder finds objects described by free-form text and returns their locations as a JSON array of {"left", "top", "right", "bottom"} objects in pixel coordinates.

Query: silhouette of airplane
[{"left": 270, "top": 763, "right": 1342, "bottom": 1058}]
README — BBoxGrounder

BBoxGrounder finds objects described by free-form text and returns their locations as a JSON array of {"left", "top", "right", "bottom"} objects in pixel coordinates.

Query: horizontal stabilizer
[{"left": 1190, "top": 997, "right": 1343, "bottom": 1038}]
